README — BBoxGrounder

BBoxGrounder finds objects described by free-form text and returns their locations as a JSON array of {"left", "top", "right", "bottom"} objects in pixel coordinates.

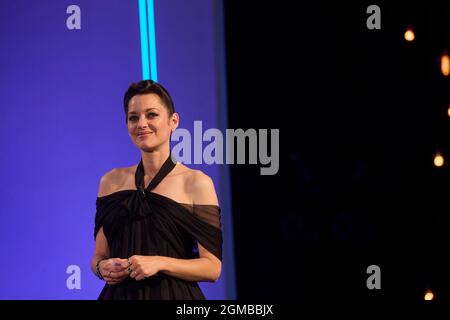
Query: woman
[{"left": 91, "top": 80, "right": 222, "bottom": 299}]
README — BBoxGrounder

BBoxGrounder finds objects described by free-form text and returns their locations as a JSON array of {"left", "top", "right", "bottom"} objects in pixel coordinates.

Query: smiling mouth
[{"left": 137, "top": 132, "right": 153, "bottom": 138}]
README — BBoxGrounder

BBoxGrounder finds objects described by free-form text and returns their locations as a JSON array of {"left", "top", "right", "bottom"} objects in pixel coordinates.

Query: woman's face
[{"left": 127, "top": 93, "right": 178, "bottom": 152}]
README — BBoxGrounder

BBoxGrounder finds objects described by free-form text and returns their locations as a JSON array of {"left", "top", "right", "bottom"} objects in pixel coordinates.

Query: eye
[
  {"left": 147, "top": 112, "right": 158, "bottom": 118},
  {"left": 128, "top": 115, "right": 138, "bottom": 122}
]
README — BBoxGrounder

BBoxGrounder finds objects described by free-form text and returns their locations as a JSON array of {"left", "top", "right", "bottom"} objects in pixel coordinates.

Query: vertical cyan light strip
[
  {"left": 146, "top": 0, "right": 158, "bottom": 81},
  {"left": 138, "top": 0, "right": 150, "bottom": 80}
]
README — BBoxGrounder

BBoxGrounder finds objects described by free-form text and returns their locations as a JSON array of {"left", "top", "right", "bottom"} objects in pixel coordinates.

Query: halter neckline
[{"left": 134, "top": 154, "right": 176, "bottom": 196}]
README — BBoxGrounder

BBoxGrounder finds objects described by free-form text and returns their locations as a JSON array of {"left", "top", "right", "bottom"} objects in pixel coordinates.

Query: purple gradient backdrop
[{"left": 0, "top": 0, "right": 228, "bottom": 299}]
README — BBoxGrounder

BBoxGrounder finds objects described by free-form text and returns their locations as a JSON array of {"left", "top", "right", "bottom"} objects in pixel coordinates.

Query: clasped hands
[{"left": 99, "top": 255, "right": 163, "bottom": 285}]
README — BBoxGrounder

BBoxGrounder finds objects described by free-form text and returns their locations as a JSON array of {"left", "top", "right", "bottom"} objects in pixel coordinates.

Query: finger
[
  {"left": 135, "top": 273, "right": 147, "bottom": 281},
  {"left": 112, "top": 265, "right": 126, "bottom": 272},
  {"left": 120, "top": 260, "right": 129, "bottom": 268},
  {"left": 114, "top": 274, "right": 130, "bottom": 282},
  {"left": 105, "top": 274, "right": 124, "bottom": 282},
  {"left": 105, "top": 258, "right": 123, "bottom": 266},
  {"left": 103, "top": 258, "right": 114, "bottom": 267},
  {"left": 128, "top": 256, "right": 137, "bottom": 265},
  {"left": 104, "top": 270, "right": 114, "bottom": 279},
  {"left": 112, "top": 270, "right": 128, "bottom": 278},
  {"left": 105, "top": 272, "right": 128, "bottom": 280},
  {"left": 113, "top": 258, "right": 128, "bottom": 265},
  {"left": 107, "top": 275, "right": 128, "bottom": 285},
  {"left": 104, "top": 259, "right": 127, "bottom": 271},
  {"left": 130, "top": 270, "right": 138, "bottom": 279},
  {"left": 110, "top": 258, "right": 127, "bottom": 267},
  {"left": 107, "top": 270, "right": 127, "bottom": 280},
  {"left": 136, "top": 270, "right": 156, "bottom": 281}
]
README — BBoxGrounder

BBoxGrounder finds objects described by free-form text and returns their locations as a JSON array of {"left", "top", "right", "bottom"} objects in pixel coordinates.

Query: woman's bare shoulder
[
  {"left": 97, "top": 165, "right": 137, "bottom": 197},
  {"left": 180, "top": 165, "right": 218, "bottom": 205}
]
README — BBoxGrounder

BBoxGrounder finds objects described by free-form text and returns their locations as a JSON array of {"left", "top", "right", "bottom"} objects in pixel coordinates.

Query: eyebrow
[{"left": 128, "top": 107, "right": 159, "bottom": 115}]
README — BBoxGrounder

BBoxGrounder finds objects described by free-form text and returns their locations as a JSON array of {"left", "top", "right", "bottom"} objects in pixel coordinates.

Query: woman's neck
[{"left": 140, "top": 148, "right": 171, "bottom": 178}]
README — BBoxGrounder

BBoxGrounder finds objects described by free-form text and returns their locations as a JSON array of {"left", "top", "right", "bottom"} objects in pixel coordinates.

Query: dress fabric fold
[{"left": 94, "top": 156, "right": 222, "bottom": 300}]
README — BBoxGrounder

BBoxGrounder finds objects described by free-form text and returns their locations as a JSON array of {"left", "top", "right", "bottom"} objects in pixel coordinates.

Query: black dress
[{"left": 94, "top": 155, "right": 222, "bottom": 300}]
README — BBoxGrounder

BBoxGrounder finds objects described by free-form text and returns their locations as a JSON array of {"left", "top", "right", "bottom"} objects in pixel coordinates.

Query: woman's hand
[
  {"left": 99, "top": 258, "right": 129, "bottom": 285},
  {"left": 128, "top": 255, "right": 164, "bottom": 281}
]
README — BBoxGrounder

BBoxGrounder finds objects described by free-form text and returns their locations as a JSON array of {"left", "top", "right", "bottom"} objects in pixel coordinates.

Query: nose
[{"left": 137, "top": 114, "right": 148, "bottom": 129}]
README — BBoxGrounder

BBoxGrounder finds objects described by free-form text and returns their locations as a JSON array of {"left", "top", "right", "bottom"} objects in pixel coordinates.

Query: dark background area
[{"left": 224, "top": 1, "right": 450, "bottom": 300}]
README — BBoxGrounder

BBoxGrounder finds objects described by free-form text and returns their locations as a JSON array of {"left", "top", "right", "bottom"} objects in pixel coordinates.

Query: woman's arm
[
  {"left": 91, "top": 227, "right": 112, "bottom": 279},
  {"left": 129, "top": 243, "right": 221, "bottom": 282},
  {"left": 91, "top": 171, "right": 129, "bottom": 284},
  {"left": 160, "top": 243, "right": 221, "bottom": 282},
  {"left": 91, "top": 227, "right": 110, "bottom": 275}
]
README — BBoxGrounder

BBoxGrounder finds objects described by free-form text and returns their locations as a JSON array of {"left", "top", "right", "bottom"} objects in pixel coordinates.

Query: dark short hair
[{"left": 123, "top": 80, "right": 175, "bottom": 122}]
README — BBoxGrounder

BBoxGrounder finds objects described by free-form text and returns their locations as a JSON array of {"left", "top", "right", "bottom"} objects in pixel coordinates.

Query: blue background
[{"left": 0, "top": 0, "right": 233, "bottom": 299}]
